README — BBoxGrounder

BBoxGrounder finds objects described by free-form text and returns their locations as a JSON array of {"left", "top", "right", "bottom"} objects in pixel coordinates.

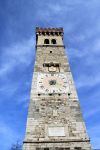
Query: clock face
[{"left": 37, "top": 73, "right": 69, "bottom": 93}]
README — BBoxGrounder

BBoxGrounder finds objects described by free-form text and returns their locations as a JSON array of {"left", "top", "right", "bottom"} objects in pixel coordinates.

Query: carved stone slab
[{"left": 48, "top": 127, "right": 65, "bottom": 136}]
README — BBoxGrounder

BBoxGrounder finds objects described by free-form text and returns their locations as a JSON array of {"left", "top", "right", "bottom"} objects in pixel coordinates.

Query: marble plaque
[{"left": 48, "top": 127, "right": 65, "bottom": 136}]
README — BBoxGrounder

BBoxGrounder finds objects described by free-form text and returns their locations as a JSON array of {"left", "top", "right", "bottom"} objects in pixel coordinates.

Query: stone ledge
[
  {"left": 23, "top": 139, "right": 90, "bottom": 144},
  {"left": 36, "top": 45, "right": 65, "bottom": 48}
]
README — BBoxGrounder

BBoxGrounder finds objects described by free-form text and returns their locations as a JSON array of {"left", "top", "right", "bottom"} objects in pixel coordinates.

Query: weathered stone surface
[{"left": 23, "top": 28, "right": 92, "bottom": 150}]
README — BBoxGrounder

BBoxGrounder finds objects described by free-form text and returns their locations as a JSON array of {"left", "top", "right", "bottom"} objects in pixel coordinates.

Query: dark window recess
[
  {"left": 36, "top": 108, "right": 39, "bottom": 112},
  {"left": 58, "top": 99, "right": 61, "bottom": 101},
  {"left": 49, "top": 93, "right": 52, "bottom": 96},
  {"left": 46, "top": 32, "right": 49, "bottom": 36},
  {"left": 58, "top": 94, "right": 61, "bottom": 96},
  {"left": 74, "top": 147, "right": 82, "bottom": 150},
  {"left": 42, "top": 32, "right": 45, "bottom": 35},
  {"left": 44, "top": 39, "right": 49, "bottom": 44},
  {"left": 43, "top": 62, "right": 60, "bottom": 67},
  {"left": 68, "top": 93, "right": 71, "bottom": 96},
  {"left": 51, "top": 39, "right": 56, "bottom": 44},
  {"left": 44, "top": 148, "right": 49, "bottom": 150},
  {"left": 51, "top": 32, "right": 53, "bottom": 35},
  {"left": 38, "top": 94, "right": 41, "bottom": 96},
  {"left": 50, "top": 51, "right": 52, "bottom": 53}
]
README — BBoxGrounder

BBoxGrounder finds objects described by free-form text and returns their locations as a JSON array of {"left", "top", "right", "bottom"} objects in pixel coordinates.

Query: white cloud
[
  {"left": 0, "top": 37, "right": 35, "bottom": 106},
  {"left": 0, "top": 37, "right": 35, "bottom": 77},
  {"left": 0, "top": 1, "right": 100, "bottom": 149},
  {"left": 92, "top": 38, "right": 100, "bottom": 54},
  {"left": 0, "top": 83, "right": 18, "bottom": 96},
  {"left": 76, "top": 72, "right": 100, "bottom": 88},
  {"left": 84, "top": 108, "right": 100, "bottom": 119}
]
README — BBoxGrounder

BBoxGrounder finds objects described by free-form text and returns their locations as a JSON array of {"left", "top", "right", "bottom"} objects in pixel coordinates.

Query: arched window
[
  {"left": 44, "top": 39, "right": 49, "bottom": 44},
  {"left": 51, "top": 39, "right": 56, "bottom": 44}
]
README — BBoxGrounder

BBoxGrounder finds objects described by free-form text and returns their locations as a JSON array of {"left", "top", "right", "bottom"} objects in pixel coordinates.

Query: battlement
[{"left": 36, "top": 27, "right": 64, "bottom": 36}]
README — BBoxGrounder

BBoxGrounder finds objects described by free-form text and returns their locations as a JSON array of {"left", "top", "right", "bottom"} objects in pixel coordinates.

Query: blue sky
[{"left": 0, "top": 0, "right": 100, "bottom": 149}]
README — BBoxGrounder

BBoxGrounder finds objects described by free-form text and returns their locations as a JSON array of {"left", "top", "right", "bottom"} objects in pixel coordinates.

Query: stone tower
[{"left": 23, "top": 27, "right": 92, "bottom": 150}]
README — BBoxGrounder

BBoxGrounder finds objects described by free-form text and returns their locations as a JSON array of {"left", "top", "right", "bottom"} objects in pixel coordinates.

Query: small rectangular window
[
  {"left": 44, "top": 148, "right": 49, "bottom": 150},
  {"left": 44, "top": 39, "right": 49, "bottom": 44},
  {"left": 74, "top": 147, "right": 82, "bottom": 150}
]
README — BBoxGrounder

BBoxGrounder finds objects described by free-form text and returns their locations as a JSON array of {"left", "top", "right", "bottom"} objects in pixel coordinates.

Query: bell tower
[{"left": 23, "top": 27, "right": 92, "bottom": 150}]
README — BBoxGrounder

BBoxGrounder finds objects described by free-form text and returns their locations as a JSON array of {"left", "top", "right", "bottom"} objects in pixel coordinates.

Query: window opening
[
  {"left": 44, "top": 148, "right": 49, "bottom": 150},
  {"left": 74, "top": 147, "right": 82, "bottom": 150},
  {"left": 68, "top": 93, "right": 71, "bottom": 96},
  {"left": 44, "top": 39, "right": 49, "bottom": 44},
  {"left": 49, "top": 93, "right": 52, "bottom": 96},
  {"left": 51, "top": 39, "right": 56, "bottom": 44}
]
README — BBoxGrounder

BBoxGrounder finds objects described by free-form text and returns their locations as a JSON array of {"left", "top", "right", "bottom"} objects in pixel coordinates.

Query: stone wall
[{"left": 23, "top": 28, "right": 92, "bottom": 150}]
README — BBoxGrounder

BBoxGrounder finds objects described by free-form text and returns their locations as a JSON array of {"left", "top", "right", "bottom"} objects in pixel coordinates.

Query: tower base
[{"left": 23, "top": 140, "right": 92, "bottom": 150}]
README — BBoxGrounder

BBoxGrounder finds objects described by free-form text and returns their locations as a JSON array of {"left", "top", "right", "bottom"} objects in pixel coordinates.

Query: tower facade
[{"left": 23, "top": 28, "right": 92, "bottom": 150}]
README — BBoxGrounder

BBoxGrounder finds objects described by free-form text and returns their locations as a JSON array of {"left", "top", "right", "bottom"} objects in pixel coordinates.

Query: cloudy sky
[{"left": 0, "top": 0, "right": 100, "bottom": 149}]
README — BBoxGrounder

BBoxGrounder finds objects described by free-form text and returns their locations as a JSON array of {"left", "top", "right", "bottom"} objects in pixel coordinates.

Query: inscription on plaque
[{"left": 48, "top": 127, "right": 65, "bottom": 136}]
